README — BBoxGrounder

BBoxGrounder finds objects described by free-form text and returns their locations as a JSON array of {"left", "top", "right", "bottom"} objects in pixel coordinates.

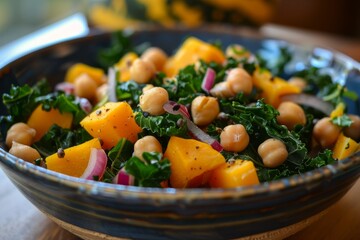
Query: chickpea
[
  {"left": 139, "top": 87, "right": 169, "bottom": 115},
  {"left": 225, "top": 44, "right": 251, "bottom": 60},
  {"left": 288, "top": 77, "right": 307, "bottom": 91},
  {"left": 130, "top": 59, "right": 155, "bottom": 84},
  {"left": 133, "top": 136, "right": 162, "bottom": 160},
  {"left": 258, "top": 138, "right": 288, "bottom": 168},
  {"left": 9, "top": 141, "right": 41, "bottom": 163},
  {"left": 142, "top": 84, "right": 154, "bottom": 93},
  {"left": 191, "top": 96, "right": 220, "bottom": 126},
  {"left": 276, "top": 101, "right": 306, "bottom": 130},
  {"left": 74, "top": 73, "right": 97, "bottom": 100},
  {"left": 343, "top": 114, "right": 360, "bottom": 141},
  {"left": 313, "top": 117, "right": 341, "bottom": 148},
  {"left": 6, "top": 122, "right": 36, "bottom": 148},
  {"left": 95, "top": 83, "right": 108, "bottom": 103},
  {"left": 226, "top": 68, "right": 253, "bottom": 95},
  {"left": 141, "top": 47, "right": 168, "bottom": 71},
  {"left": 210, "top": 81, "right": 235, "bottom": 98},
  {"left": 220, "top": 124, "right": 249, "bottom": 152}
]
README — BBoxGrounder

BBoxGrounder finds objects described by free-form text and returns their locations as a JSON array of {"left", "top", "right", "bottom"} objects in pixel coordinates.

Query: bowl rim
[{"left": 1, "top": 26, "right": 360, "bottom": 201}]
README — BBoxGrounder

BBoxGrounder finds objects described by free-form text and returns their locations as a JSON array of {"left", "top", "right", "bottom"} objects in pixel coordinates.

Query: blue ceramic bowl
[{"left": 1, "top": 27, "right": 360, "bottom": 240}]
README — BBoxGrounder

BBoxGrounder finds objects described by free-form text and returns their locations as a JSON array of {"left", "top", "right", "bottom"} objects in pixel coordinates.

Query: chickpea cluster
[
  {"left": 6, "top": 123, "right": 41, "bottom": 163},
  {"left": 210, "top": 67, "right": 253, "bottom": 98}
]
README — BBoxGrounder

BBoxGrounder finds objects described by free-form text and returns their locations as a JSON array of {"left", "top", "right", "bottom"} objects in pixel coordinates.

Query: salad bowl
[{"left": 1, "top": 26, "right": 360, "bottom": 240}]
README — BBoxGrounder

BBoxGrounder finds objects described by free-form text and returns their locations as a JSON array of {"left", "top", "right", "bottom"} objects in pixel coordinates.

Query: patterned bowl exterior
[{"left": 1, "top": 26, "right": 360, "bottom": 240}]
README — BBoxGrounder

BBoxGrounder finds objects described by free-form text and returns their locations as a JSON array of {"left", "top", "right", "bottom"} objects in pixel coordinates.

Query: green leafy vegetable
[
  {"left": 332, "top": 115, "right": 353, "bottom": 127},
  {"left": 135, "top": 112, "right": 188, "bottom": 138},
  {"left": 2, "top": 79, "right": 50, "bottom": 124},
  {"left": 32, "top": 125, "right": 92, "bottom": 157},
  {"left": 125, "top": 152, "right": 171, "bottom": 187},
  {"left": 35, "top": 93, "right": 87, "bottom": 125},
  {"left": 103, "top": 138, "right": 134, "bottom": 183},
  {"left": 116, "top": 80, "right": 143, "bottom": 107}
]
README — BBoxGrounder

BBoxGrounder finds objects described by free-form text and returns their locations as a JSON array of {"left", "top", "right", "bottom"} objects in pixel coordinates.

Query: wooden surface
[{"left": 0, "top": 167, "right": 359, "bottom": 240}]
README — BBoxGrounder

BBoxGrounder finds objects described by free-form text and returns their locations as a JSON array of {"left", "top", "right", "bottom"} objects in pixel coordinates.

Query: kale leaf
[
  {"left": 32, "top": 125, "right": 92, "bottom": 157},
  {"left": 103, "top": 138, "right": 134, "bottom": 183},
  {"left": 135, "top": 112, "right": 188, "bottom": 138},
  {"left": 116, "top": 80, "right": 143, "bottom": 107},
  {"left": 2, "top": 79, "right": 50, "bottom": 124},
  {"left": 125, "top": 152, "right": 171, "bottom": 187}
]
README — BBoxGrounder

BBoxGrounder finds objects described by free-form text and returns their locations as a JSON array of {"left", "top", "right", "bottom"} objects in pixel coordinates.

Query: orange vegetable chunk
[
  {"left": 115, "top": 52, "right": 139, "bottom": 82},
  {"left": 209, "top": 160, "right": 259, "bottom": 188},
  {"left": 333, "top": 133, "right": 359, "bottom": 160},
  {"left": 253, "top": 68, "right": 301, "bottom": 108},
  {"left": 80, "top": 102, "right": 141, "bottom": 149},
  {"left": 164, "top": 136, "right": 225, "bottom": 188},
  {"left": 27, "top": 104, "right": 73, "bottom": 141},
  {"left": 65, "top": 63, "right": 105, "bottom": 86},
  {"left": 164, "top": 37, "right": 226, "bottom": 77},
  {"left": 46, "top": 138, "right": 102, "bottom": 177}
]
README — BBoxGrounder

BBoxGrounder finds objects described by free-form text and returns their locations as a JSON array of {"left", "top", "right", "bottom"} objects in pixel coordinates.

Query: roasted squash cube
[
  {"left": 164, "top": 136, "right": 225, "bottom": 188},
  {"left": 80, "top": 102, "right": 141, "bottom": 149}
]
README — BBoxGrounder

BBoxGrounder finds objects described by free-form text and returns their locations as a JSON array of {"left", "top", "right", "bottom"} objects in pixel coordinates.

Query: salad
[{"left": 1, "top": 32, "right": 359, "bottom": 188}]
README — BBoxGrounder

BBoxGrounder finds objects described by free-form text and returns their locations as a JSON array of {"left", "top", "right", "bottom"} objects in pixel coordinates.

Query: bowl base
[{"left": 46, "top": 209, "right": 328, "bottom": 240}]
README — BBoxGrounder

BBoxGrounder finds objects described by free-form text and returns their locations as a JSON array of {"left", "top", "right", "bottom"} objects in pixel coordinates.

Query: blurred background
[{"left": 0, "top": 0, "right": 359, "bottom": 58}]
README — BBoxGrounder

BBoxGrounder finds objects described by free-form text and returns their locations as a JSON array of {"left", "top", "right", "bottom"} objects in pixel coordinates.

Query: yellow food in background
[
  {"left": 89, "top": 0, "right": 276, "bottom": 30},
  {"left": 115, "top": 52, "right": 139, "bottom": 82},
  {"left": 65, "top": 63, "right": 105, "bottom": 86},
  {"left": 164, "top": 37, "right": 226, "bottom": 77},
  {"left": 252, "top": 68, "right": 301, "bottom": 108}
]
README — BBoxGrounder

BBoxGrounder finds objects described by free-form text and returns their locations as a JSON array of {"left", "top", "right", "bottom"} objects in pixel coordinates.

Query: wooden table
[{"left": 0, "top": 167, "right": 359, "bottom": 240}]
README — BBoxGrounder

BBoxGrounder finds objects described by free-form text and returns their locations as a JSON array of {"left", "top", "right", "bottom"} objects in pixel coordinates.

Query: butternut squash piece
[
  {"left": 65, "top": 63, "right": 105, "bottom": 86},
  {"left": 164, "top": 37, "right": 226, "bottom": 77},
  {"left": 333, "top": 133, "right": 359, "bottom": 160},
  {"left": 330, "top": 102, "right": 346, "bottom": 119},
  {"left": 115, "top": 52, "right": 139, "bottom": 82},
  {"left": 27, "top": 105, "right": 73, "bottom": 141},
  {"left": 46, "top": 138, "right": 102, "bottom": 177},
  {"left": 80, "top": 102, "right": 141, "bottom": 149},
  {"left": 164, "top": 136, "right": 225, "bottom": 188},
  {"left": 253, "top": 68, "right": 301, "bottom": 108},
  {"left": 209, "top": 160, "right": 259, "bottom": 188}
]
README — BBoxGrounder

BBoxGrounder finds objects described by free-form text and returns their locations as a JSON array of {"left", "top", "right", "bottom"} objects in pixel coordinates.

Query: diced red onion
[
  {"left": 80, "top": 148, "right": 108, "bottom": 180},
  {"left": 163, "top": 101, "right": 223, "bottom": 152},
  {"left": 55, "top": 82, "right": 74, "bottom": 94},
  {"left": 280, "top": 93, "right": 333, "bottom": 115},
  {"left": 201, "top": 67, "right": 216, "bottom": 94},
  {"left": 76, "top": 97, "right": 93, "bottom": 114},
  {"left": 113, "top": 168, "right": 134, "bottom": 186},
  {"left": 186, "top": 119, "right": 224, "bottom": 152},
  {"left": 107, "top": 67, "right": 118, "bottom": 102},
  {"left": 163, "top": 101, "right": 190, "bottom": 118}
]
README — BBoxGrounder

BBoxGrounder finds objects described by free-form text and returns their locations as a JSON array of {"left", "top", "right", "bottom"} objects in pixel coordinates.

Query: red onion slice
[
  {"left": 113, "top": 168, "right": 134, "bottom": 186},
  {"left": 76, "top": 97, "right": 93, "bottom": 114},
  {"left": 163, "top": 101, "right": 223, "bottom": 152},
  {"left": 201, "top": 67, "right": 216, "bottom": 94},
  {"left": 107, "top": 67, "right": 118, "bottom": 102},
  {"left": 280, "top": 93, "right": 333, "bottom": 115},
  {"left": 55, "top": 82, "right": 74, "bottom": 94},
  {"left": 163, "top": 101, "right": 190, "bottom": 118},
  {"left": 80, "top": 148, "right": 108, "bottom": 180}
]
